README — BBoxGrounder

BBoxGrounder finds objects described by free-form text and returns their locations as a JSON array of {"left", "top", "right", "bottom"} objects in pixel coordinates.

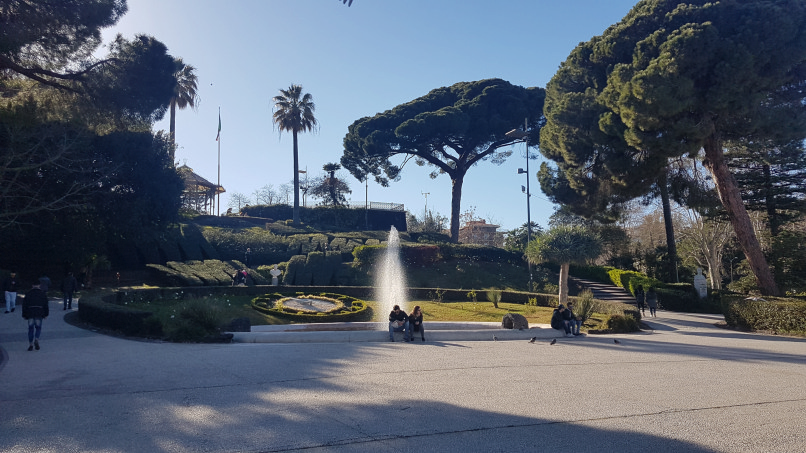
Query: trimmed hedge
[
  {"left": 564, "top": 264, "right": 722, "bottom": 313},
  {"left": 146, "top": 259, "right": 272, "bottom": 287},
  {"left": 78, "top": 291, "right": 163, "bottom": 337},
  {"left": 723, "top": 294, "right": 806, "bottom": 335},
  {"left": 352, "top": 243, "right": 523, "bottom": 266}
]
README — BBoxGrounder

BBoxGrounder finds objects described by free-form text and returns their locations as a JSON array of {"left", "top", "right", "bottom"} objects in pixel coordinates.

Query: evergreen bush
[{"left": 723, "top": 295, "right": 806, "bottom": 335}]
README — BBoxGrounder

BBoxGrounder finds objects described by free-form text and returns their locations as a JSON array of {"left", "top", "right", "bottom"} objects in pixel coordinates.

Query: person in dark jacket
[
  {"left": 244, "top": 248, "right": 252, "bottom": 267},
  {"left": 3, "top": 271, "right": 20, "bottom": 313},
  {"left": 388, "top": 305, "right": 410, "bottom": 342},
  {"left": 409, "top": 305, "right": 425, "bottom": 342},
  {"left": 551, "top": 304, "right": 573, "bottom": 337},
  {"left": 634, "top": 285, "right": 646, "bottom": 315},
  {"left": 646, "top": 288, "right": 658, "bottom": 317},
  {"left": 61, "top": 272, "right": 78, "bottom": 310},
  {"left": 22, "top": 282, "right": 49, "bottom": 351},
  {"left": 231, "top": 269, "right": 247, "bottom": 286}
]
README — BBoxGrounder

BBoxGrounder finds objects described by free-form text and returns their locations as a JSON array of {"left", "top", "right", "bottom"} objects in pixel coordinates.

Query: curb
[{"left": 230, "top": 322, "right": 582, "bottom": 343}]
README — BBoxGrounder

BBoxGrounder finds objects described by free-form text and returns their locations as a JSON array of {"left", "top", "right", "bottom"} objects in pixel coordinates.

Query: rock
[{"left": 501, "top": 313, "right": 528, "bottom": 330}]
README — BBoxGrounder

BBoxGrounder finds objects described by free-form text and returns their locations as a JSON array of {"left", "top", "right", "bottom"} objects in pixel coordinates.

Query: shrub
[
  {"left": 723, "top": 295, "right": 806, "bottom": 335},
  {"left": 606, "top": 314, "right": 640, "bottom": 333},
  {"left": 164, "top": 299, "right": 226, "bottom": 342},
  {"left": 573, "top": 289, "right": 599, "bottom": 322},
  {"left": 485, "top": 288, "right": 502, "bottom": 308},
  {"left": 429, "top": 288, "right": 446, "bottom": 303}
]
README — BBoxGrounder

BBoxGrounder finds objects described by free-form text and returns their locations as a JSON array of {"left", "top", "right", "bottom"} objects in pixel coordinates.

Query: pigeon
[
  {"left": 493, "top": 336, "right": 498, "bottom": 341},
  {"left": 549, "top": 339, "right": 556, "bottom": 345},
  {"left": 528, "top": 337, "right": 536, "bottom": 343},
  {"left": 614, "top": 339, "right": 621, "bottom": 344}
]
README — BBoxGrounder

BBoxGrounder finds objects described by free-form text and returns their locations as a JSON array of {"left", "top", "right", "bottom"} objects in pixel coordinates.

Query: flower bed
[{"left": 251, "top": 292, "right": 372, "bottom": 322}]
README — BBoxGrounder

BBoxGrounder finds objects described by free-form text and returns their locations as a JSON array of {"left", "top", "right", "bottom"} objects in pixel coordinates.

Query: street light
[
  {"left": 298, "top": 168, "right": 308, "bottom": 207},
  {"left": 506, "top": 118, "right": 533, "bottom": 291}
]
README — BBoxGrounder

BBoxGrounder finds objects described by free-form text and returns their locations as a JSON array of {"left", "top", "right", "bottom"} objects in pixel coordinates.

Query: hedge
[
  {"left": 722, "top": 294, "right": 806, "bottom": 335},
  {"left": 78, "top": 291, "right": 162, "bottom": 337}
]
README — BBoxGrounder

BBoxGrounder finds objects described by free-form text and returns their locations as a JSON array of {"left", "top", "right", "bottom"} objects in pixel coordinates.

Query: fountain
[{"left": 375, "top": 226, "right": 408, "bottom": 324}]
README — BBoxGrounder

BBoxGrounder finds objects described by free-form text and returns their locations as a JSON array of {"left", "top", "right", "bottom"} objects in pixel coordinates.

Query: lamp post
[
  {"left": 365, "top": 174, "right": 369, "bottom": 230},
  {"left": 298, "top": 168, "right": 308, "bottom": 207},
  {"left": 506, "top": 118, "right": 532, "bottom": 290}
]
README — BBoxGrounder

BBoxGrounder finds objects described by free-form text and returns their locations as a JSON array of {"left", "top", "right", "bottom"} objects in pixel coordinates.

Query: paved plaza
[{"left": 1, "top": 300, "right": 805, "bottom": 452}]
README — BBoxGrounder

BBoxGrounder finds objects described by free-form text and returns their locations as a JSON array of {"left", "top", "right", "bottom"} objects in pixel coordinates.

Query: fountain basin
[{"left": 231, "top": 322, "right": 559, "bottom": 343}]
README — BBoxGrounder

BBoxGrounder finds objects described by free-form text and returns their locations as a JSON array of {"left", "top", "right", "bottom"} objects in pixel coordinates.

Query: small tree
[
  {"left": 525, "top": 226, "right": 602, "bottom": 305},
  {"left": 309, "top": 163, "right": 351, "bottom": 207},
  {"left": 407, "top": 209, "right": 449, "bottom": 233}
]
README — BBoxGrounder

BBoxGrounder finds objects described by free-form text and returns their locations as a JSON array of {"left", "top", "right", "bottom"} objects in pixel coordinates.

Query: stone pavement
[{"left": 1, "top": 298, "right": 805, "bottom": 453}]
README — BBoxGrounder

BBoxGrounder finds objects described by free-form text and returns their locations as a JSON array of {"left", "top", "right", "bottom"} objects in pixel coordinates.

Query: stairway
[{"left": 569, "top": 276, "right": 636, "bottom": 304}]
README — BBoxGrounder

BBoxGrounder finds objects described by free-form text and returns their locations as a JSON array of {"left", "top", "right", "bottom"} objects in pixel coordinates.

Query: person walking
[
  {"left": 646, "top": 287, "right": 658, "bottom": 317},
  {"left": 634, "top": 285, "right": 646, "bottom": 316},
  {"left": 61, "top": 272, "right": 78, "bottom": 310},
  {"left": 3, "top": 271, "right": 20, "bottom": 313},
  {"left": 244, "top": 248, "right": 252, "bottom": 268},
  {"left": 22, "top": 281, "right": 49, "bottom": 351}
]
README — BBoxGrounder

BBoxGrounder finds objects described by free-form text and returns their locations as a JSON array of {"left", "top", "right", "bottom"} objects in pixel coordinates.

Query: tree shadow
[
  {"left": 574, "top": 333, "right": 806, "bottom": 365},
  {"left": 0, "top": 395, "right": 719, "bottom": 453}
]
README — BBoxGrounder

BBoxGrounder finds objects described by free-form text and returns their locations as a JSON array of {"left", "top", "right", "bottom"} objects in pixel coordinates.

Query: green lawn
[{"left": 125, "top": 296, "right": 609, "bottom": 332}]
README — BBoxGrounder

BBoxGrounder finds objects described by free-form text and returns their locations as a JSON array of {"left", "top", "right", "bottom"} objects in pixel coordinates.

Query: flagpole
[{"left": 216, "top": 107, "right": 221, "bottom": 216}]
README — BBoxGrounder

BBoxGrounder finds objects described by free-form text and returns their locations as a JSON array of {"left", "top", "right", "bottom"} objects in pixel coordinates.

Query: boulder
[{"left": 501, "top": 313, "right": 529, "bottom": 330}]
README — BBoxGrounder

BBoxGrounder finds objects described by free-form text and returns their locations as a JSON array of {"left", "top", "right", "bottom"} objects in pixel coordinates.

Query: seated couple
[
  {"left": 550, "top": 302, "right": 583, "bottom": 338},
  {"left": 388, "top": 305, "right": 425, "bottom": 342}
]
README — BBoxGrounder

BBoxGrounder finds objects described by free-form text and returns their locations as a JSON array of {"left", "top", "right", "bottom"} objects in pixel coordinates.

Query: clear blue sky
[{"left": 102, "top": 0, "right": 640, "bottom": 231}]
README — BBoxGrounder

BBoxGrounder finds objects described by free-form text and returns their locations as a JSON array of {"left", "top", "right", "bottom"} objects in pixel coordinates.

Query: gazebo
[{"left": 178, "top": 165, "right": 225, "bottom": 215}]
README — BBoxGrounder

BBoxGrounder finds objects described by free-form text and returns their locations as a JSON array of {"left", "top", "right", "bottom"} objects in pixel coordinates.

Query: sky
[{"left": 101, "top": 0, "right": 641, "bottom": 232}]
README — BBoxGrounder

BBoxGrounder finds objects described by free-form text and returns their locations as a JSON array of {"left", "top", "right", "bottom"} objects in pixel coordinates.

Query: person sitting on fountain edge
[
  {"left": 388, "top": 305, "right": 411, "bottom": 342},
  {"left": 409, "top": 305, "right": 425, "bottom": 342}
]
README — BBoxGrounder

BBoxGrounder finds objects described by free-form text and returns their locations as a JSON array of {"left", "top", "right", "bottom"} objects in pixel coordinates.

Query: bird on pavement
[
  {"left": 614, "top": 339, "right": 621, "bottom": 344},
  {"left": 493, "top": 336, "right": 498, "bottom": 341},
  {"left": 528, "top": 337, "right": 536, "bottom": 343},
  {"left": 550, "top": 339, "right": 557, "bottom": 345}
]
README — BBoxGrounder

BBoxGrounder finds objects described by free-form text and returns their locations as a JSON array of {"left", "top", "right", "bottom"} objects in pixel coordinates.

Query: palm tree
[
  {"left": 169, "top": 57, "right": 200, "bottom": 162},
  {"left": 525, "top": 225, "right": 602, "bottom": 305},
  {"left": 272, "top": 84, "right": 317, "bottom": 225}
]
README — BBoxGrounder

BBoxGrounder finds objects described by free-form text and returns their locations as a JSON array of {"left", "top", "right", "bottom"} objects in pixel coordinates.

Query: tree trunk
[
  {"left": 702, "top": 134, "right": 779, "bottom": 295},
  {"left": 292, "top": 131, "right": 300, "bottom": 225},
  {"left": 169, "top": 100, "right": 176, "bottom": 161},
  {"left": 449, "top": 175, "right": 464, "bottom": 243},
  {"left": 658, "top": 171, "right": 679, "bottom": 282},
  {"left": 558, "top": 262, "right": 569, "bottom": 305}
]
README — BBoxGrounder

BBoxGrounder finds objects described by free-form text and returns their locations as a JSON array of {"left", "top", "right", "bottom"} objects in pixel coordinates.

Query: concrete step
[
  {"left": 230, "top": 322, "right": 579, "bottom": 343},
  {"left": 570, "top": 277, "right": 636, "bottom": 303}
]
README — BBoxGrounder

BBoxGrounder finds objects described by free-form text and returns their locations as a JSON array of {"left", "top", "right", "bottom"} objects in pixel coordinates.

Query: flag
[{"left": 215, "top": 111, "right": 221, "bottom": 141}]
